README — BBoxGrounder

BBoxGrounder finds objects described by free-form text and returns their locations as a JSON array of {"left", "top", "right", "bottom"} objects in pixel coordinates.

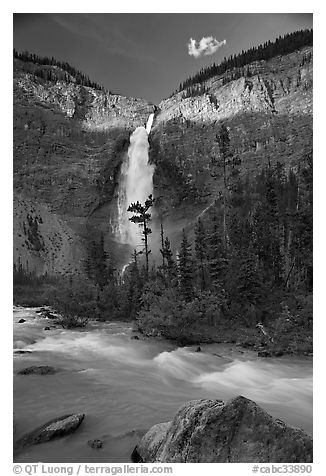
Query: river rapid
[{"left": 13, "top": 306, "right": 312, "bottom": 463}]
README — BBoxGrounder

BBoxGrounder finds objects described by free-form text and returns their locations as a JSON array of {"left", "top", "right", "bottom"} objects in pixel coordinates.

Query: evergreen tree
[
  {"left": 253, "top": 169, "right": 283, "bottom": 287},
  {"left": 162, "top": 236, "right": 177, "bottom": 283},
  {"left": 178, "top": 229, "right": 194, "bottom": 301},
  {"left": 85, "top": 233, "right": 111, "bottom": 290},
  {"left": 128, "top": 194, "right": 154, "bottom": 278},
  {"left": 206, "top": 209, "right": 228, "bottom": 294},
  {"left": 194, "top": 218, "right": 207, "bottom": 290},
  {"left": 123, "top": 249, "right": 143, "bottom": 319},
  {"left": 290, "top": 154, "right": 313, "bottom": 292}
]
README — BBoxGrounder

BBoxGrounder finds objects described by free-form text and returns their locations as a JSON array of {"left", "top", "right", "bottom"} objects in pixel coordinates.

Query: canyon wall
[{"left": 13, "top": 46, "right": 312, "bottom": 275}]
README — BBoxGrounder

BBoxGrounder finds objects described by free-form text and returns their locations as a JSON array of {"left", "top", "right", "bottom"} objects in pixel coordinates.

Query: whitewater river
[{"left": 13, "top": 306, "right": 312, "bottom": 463}]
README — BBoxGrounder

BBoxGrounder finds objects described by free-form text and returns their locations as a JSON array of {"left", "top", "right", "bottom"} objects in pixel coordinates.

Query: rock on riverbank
[
  {"left": 133, "top": 396, "right": 312, "bottom": 463},
  {"left": 14, "top": 413, "right": 85, "bottom": 451}
]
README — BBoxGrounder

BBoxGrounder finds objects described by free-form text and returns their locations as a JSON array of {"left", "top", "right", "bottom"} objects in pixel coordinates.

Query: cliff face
[
  {"left": 151, "top": 47, "right": 312, "bottom": 214},
  {"left": 13, "top": 58, "right": 154, "bottom": 274},
  {"left": 13, "top": 46, "right": 312, "bottom": 275},
  {"left": 157, "top": 48, "right": 312, "bottom": 123},
  {"left": 13, "top": 196, "right": 84, "bottom": 276}
]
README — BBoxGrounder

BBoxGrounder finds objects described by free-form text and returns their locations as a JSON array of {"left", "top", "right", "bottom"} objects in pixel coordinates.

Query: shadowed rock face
[
  {"left": 14, "top": 413, "right": 85, "bottom": 450},
  {"left": 135, "top": 396, "right": 313, "bottom": 463}
]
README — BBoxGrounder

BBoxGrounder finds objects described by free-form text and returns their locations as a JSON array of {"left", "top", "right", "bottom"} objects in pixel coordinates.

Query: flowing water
[
  {"left": 117, "top": 114, "right": 155, "bottom": 247},
  {"left": 13, "top": 306, "right": 312, "bottom": 463}
]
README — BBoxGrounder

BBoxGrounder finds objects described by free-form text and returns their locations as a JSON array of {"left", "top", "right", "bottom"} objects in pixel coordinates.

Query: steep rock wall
[
  {"left": 13, "top": 46, "right": 313, "bottom": 274},
  {"left": 14, "top": 59, "right": 154, "bottom": 274}
]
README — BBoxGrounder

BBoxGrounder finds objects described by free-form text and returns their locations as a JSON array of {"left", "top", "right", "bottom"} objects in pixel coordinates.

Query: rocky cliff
[
  {"left": 13, "top": 45, "right": 312, "bottom": 275},
  {"left": 151, "top": 47, "right": 312, "bottom": 211},
  {"left": 14, "top": 58, "right": 154, "bottom": 274}
]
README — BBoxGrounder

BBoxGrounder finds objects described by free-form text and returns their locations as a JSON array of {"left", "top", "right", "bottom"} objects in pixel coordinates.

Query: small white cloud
[{"left": 188, "top": 36, "right": 226, "bottom": 58}]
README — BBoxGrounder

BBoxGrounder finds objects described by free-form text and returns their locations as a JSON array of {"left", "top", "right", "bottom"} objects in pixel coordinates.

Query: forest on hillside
[
  {"left": 13, "top": 48, "right": 106, "bottom": 91},
  {"left": 14, "top": 124, "right": 313, "bottom": 355}
]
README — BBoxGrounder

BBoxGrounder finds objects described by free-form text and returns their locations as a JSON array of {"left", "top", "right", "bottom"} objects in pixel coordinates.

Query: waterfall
[{"left": 117, "top": 114, "right": 155, "bottom": 247}]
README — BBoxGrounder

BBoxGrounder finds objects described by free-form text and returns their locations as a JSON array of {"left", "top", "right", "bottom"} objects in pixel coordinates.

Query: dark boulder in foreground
[
  {"left": 134, "top": 396, "right": 312, "bottom": 463},
  {"left": 18, "top": 319, "right": 26, "bottom": 323},
  {"left": 17, "top": 365, "right": 59, "bottom": 375},
  {"left": 15, "top": 413, "right": 85, "bottom": 450},
  {"left": 88, "top": 439, "right": 103, "bottom": 449}
]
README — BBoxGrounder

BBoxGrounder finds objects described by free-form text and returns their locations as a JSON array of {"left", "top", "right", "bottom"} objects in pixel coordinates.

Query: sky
[{"left": 13, "top": 13, "right": 313, "bottom": 105}]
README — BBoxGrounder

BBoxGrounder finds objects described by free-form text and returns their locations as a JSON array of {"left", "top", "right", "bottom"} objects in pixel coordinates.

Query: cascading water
[
  {"left": 117, "top": 114, "right": 155, "bottom": 247},
  {"left": 13, "top": 307, "right": 312, "bottom": 463}
]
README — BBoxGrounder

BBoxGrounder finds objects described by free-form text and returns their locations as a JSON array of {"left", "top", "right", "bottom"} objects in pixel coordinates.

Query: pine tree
[
  {"left": 194, "top": 218, "right": 207, "bottom": 290},
  {"left": 84, "top": 233, "right": 111, "bottom": 290},
  {"left": 128, "top": 194, "right": 154, "bottom": 278},
  {"left": 290, "top": 154, "right": 313, "bottom": 292},
  {"left": 178, "top": 229, "right": 194, "bottom": 301},
  {"left": 206, "top": 208, "right": 228, "bottom": 294},
  {"left": 253, "top": 169, "right": 283, "bottom": 287},
  {"left": 162, "top": 236, "right": 177, "bottom": 283}
]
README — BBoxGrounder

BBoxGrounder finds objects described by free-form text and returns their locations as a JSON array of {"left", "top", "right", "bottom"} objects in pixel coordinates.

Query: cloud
[{"left": 188, "top": 36, "right": 226, "bottom": 58}]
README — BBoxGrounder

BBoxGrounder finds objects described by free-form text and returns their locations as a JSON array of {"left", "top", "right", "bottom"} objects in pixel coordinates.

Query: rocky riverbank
[{"left": 136, "top": 319, "right": 313, "bottom": 358}]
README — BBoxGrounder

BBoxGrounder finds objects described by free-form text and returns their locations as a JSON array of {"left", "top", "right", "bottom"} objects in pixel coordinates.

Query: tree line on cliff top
[
  {"left": 13, "top": 48, "right": 106, "bottom": 91},
  {"left": 177, "top": 29, "right": 312, "bottom": 95}
]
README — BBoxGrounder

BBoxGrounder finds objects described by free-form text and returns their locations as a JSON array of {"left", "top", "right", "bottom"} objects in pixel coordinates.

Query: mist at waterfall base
[
  {"left": 14, "top": 307, "right": 312, "bottom": 463},
  {"left": 117, "top": 114, "right": 155, "bottom": 251},
  {"left": 115, "top": 113, "right": 210, "bottom": 269}
]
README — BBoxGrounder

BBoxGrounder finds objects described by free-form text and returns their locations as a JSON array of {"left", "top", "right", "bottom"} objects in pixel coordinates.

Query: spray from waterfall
[{"left": 117, "top": 114, "right": 155, "bottom": 247}]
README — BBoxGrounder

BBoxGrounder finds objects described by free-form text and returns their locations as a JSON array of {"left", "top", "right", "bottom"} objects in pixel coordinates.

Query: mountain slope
[
  {"left": 13, "top": 39, "right": 312, "bottom": 275},
  {"left": 13, "top": 57, "right": 155, "bottom": 274},
  {"left": 151, "top": 46, "right": 312, "bottom": 213}
]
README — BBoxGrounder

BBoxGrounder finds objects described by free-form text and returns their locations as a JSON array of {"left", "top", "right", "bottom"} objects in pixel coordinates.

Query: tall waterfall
[{"left": 117, "top": 114, "right": 155, "bottom": 247}]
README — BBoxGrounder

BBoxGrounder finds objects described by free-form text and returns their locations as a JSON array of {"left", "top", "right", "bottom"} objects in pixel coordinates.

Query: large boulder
[
  {"left": 135, "top": 396, "right": 312, "bottom": 463},
  {"left": 14, "top": 413, "right": 85, "bottom": 450}
]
